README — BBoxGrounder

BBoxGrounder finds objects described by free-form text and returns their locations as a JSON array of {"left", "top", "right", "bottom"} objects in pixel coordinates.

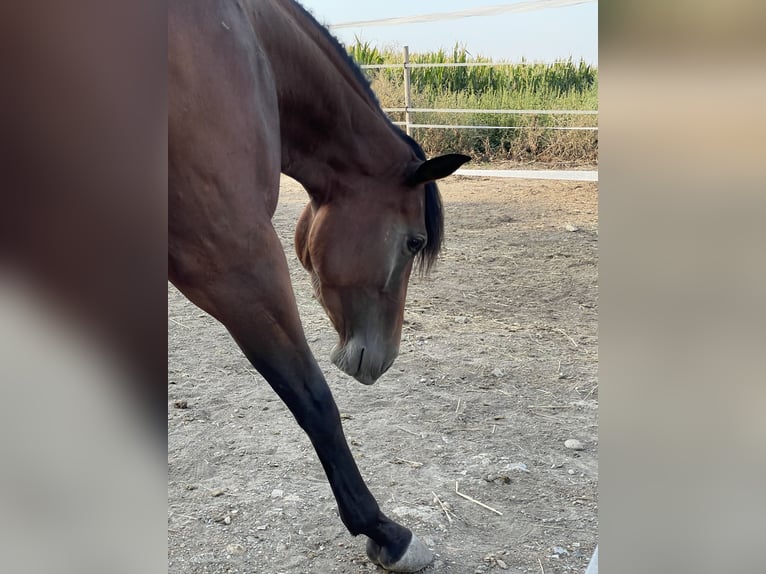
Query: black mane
[
  {"left": 294, "top": 0, "right": 444, "bottom": 272},
  {"left": 292, "top": 1, "right": 382, "bottom": 109}
]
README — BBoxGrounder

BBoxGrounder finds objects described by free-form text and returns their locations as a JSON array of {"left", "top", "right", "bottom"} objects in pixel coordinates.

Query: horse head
[{"left": 295, "top": 153, "right": 469, "bottom": 384}]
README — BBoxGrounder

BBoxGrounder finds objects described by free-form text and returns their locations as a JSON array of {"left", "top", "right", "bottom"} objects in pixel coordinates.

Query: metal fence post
[{"left": 403, "top": 46, "right": 412, "bottom": 136}]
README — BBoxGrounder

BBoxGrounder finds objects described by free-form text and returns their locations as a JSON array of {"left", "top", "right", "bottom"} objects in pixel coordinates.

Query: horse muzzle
[{"left": 330, "top": 338, "right": 398, "bottom": 385}]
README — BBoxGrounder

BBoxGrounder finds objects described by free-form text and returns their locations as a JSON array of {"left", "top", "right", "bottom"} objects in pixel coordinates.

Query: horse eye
[{"left": 407, "top": 236, "right": 426, "bottom": 254}]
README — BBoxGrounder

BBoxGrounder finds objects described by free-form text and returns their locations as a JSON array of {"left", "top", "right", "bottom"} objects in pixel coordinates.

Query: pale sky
[{"left": 298, "top": 0, "right": 598, "bottom": 64}]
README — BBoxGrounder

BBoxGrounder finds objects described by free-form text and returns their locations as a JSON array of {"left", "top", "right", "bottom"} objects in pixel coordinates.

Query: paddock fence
[{"left": 359, "top": 47, "right": 598, "bottom": 181}]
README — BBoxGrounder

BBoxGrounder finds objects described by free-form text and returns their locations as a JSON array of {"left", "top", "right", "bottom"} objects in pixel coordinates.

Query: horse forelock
[
  {"left": 419, "top": 181, "right": 444, "bottom": 274},
  {"left": 399, "top": 135, "right": 444, "bottom": 274}
]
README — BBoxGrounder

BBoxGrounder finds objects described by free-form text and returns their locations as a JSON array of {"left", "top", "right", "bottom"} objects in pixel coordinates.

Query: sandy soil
[{"left": 168, "top": 173, "right": 598, "bottom": 574}]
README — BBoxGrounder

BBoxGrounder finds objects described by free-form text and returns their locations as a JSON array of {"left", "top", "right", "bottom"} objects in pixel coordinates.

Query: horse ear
[{"left": 407, "top": 153, "right": 471, "bottom": 186}]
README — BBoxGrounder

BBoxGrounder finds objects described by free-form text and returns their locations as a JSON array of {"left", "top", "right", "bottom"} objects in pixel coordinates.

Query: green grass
[{"left": 346, "top": 40, "right": 598, "bottom": 163}]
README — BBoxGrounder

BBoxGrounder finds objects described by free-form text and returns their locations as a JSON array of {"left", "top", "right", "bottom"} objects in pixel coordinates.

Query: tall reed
[{"left": 347, "top": 40, "right": 598, "bottom": 162}]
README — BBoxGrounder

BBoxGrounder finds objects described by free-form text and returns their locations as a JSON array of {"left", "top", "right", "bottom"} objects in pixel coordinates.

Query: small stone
[
  {"left": 565, "top": 224, "right": 579, "bottom": 232},
  {"left": 226, "top": 543, "right": 245, "bottom": 555},
  {"left": 564, "top": 439, "right": 585, "bottom": 450},
  {"left": 173, "top": 400, "right": 188, "bottom": 409},
  {"left": 491, "top": 368, "right": 504, "bottom": 378},
  {"left": 210, "top": 487, "right": 227, "bottom": 497},
  {"left": 505, "top": 462, "right": 529, "bottom": 473},
  {"left": 271, "top": 489, "right": 284, "bottom": 498},
  {"left": 496, "top": 558, "right": 508, "bottom": 569},
  {"left": 568, "top": 469, "right": 576, "bottom": 475},
  {"left": 552, "top": 546, "right": 569, "bottom": 556}
]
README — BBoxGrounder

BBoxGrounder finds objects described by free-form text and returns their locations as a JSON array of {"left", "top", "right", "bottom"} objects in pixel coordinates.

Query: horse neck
[{"left": 254, "top": 0, "right": 415, "bottom": 196}]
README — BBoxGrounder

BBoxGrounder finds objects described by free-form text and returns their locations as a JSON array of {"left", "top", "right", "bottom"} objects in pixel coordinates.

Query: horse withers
[{"left": 168, "top": 1, "right": 469, "bottom": 571}]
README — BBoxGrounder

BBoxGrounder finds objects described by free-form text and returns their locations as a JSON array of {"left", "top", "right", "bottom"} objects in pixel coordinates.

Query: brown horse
[{"left": 169, "top": 1, "right": 469, "bottom": 571}]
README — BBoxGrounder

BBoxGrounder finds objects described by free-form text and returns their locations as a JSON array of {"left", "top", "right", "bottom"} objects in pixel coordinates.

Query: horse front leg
[
  {"left": 170, "top": 228, "right": 433, "bottom": 573},
  {"left": 246, "top": 349, "right": 433, "bottom": 573}
]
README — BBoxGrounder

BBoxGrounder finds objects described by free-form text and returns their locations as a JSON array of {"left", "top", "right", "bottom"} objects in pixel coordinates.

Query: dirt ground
[{"left": 168, "top": 173, "right": 598, "bottom": 574}]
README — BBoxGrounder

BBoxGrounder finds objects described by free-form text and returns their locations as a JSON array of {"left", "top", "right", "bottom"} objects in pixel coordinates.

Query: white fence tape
[
  {"left": 455, "top": 169, "right": 598, "bottom": 182},
  {"left": 331, "top": 0, "right": 595, "bottom": 29},
  {"left": 393, "top": 122, "right": 597, "bottom": 131},
  {"left": 384, "top": 107, "right": 598, "bottom": 115}
]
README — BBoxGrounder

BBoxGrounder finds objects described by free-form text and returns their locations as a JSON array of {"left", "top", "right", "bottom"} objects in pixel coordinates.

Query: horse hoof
[{"left": 366, "top": 533, "right": 434, "bottom": 572}]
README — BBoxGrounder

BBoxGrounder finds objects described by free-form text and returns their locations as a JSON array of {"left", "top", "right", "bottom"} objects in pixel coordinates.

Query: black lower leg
[
  {"left": 309, "top": 423, "right": 413, "bottom": 563},
  {"left": 245, "top": 350, "right": 413, "bottom": 563}
]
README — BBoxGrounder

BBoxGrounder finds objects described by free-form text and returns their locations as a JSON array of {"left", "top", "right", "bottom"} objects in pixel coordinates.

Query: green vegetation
[{"left": 346, "top": 40, "right": 598, "bottom": 163}]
